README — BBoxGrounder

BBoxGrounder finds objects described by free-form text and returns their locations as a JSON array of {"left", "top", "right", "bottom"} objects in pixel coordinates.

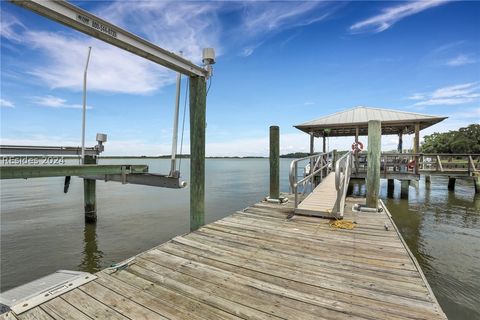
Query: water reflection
[{"left": 78, "top": 223, "right": 103, "bottom": 273}]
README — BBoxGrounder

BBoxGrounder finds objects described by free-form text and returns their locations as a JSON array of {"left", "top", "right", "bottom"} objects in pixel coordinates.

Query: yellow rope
[{"left": 330, "top": 219, "right": 356, "bottom": 230}]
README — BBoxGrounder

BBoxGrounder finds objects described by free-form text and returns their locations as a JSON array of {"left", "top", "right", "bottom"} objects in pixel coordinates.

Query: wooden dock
[{"left": 1, "top": 195, "right": 446, "bottom": 320}]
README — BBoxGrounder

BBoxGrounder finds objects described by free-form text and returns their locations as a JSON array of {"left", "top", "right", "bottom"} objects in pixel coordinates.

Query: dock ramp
[
  {"left": 290, "top": 151, "right": 352, "bottom": 218},
  {"left": 295, "top": 172, "right": 338, "bottom": 216}
]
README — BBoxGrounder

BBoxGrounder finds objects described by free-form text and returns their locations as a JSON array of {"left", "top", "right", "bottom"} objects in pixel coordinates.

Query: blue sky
[{"left": 1, "top": 0, "right": 479, "bottom": 156}]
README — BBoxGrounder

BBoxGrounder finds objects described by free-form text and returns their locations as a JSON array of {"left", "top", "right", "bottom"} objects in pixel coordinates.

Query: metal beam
[
  {"left": 1, "top": 145, "right": 99, "bottom": 156},
  {"left": 82, "top": 173, "right": 187, "bottom": 189},
  {"left": 0, "top": 164, "right": 148, "bottom": 179},
  {"left": 10, "top": 0, "right": 208, "bottom": 77}
]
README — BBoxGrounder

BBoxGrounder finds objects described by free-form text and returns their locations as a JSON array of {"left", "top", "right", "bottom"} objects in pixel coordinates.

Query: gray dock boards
[
  {"left": 1, "top": 196, "right": 446, "bottom": 320},
  {"left": 295, "top": 172, "right": 338, "bottom": 216}
]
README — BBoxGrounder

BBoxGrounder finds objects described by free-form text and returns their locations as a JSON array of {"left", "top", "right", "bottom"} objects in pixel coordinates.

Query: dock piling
[
  {"left": 366, "top": 120, "right": 381, "bottom": 208},
  {"left": 387, "top": 179, "right": 394, "bottom": 191},
  {"left": 269, "top": 126, "right": 280, "bottom": 200},
  {"left": 332, "top": 149, "right": 338, "bottom": 170},
  {"left": 189, "top": 76, "right": 206, "bottom": 231},
  {"left": 448, "top": 177, "right": 456, "bottom": 191},
  {"left": 83, "top": 155, "right": 97, "bottom": 223},
  {"left": 400, "top": 180, "right": 410, "bottom": 199},
  {"left": 387, "top": 179, "right": 395, "bottom": 198}
]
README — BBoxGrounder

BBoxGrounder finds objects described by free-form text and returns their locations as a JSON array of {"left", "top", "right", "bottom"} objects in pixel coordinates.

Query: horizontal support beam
[
  {"left": 1, "top": 145, "right": 98, "bottom": 156},
  {"left": 82, "top": 173, "right": 187, "bottom": 189},
  {"left": 0, "top": 164, "right": 148, "bottom": 179},
  {"left": 10, "top": 0, "right": 207, "bottom": 77}
]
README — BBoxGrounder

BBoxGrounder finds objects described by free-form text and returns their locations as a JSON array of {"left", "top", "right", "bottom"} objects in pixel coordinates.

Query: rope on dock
[{"left": 329, "top": 219, "right": 356, "bottom": 230}]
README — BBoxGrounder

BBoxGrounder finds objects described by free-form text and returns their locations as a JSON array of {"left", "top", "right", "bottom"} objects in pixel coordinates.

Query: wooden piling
[
  {"left": 354, "top": 126, "right": 359, "bottom": 173},
  {"left": 366, "top": 120, "right": 381, "bottom": 208},
  {"left": 425, "top": 175, "right": 431, "bottom": 185},
  {"left": 400, "top": 180, "right": 409, "bottom": 199},
  {"left": 309, "top": 133, "right": 314, "bottom": 155},
  {"left": 332, "top": 149, "right": 338, "bottom": 170},
  {"left": 387, "top": 179, "right": 394, "bottom": 191},
  {"left": 269, "top": 126, "right": 280, "bottom": 200},
  {"left": 387, "top": 179, "right": 395, "bottom": 198},
  {"left": 398, "top": 131, "right": 403, "bottom": 153},
  {"left": 448, "top": 177, "right": 456, "bottom": 191},
  {"left": 189, "top": 76, "right": 206, "bottom": 231},
  {"left": 83, "top": 155, "right": 97, "bottom": 223},
  {"left": 414, "top": 123, "right": 420, "bottom": 174}
]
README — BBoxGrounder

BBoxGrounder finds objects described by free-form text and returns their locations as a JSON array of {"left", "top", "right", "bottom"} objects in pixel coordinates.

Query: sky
[{"left": 1, "top": 0, "right": 479, "bottom": 156}]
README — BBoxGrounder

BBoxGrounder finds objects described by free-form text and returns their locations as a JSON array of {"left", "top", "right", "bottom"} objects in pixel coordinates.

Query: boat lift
[{"left": 4, "top": 0, "right": 214, "bottom": 230}]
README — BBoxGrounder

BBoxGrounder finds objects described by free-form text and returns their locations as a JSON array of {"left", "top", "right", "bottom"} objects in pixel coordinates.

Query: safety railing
[
  {"left": 333, "top": 151, "right": 353, "bottom": 218},
  {"left": 354, "top": 153, "right": 480, "bottom": 176},
  {"left": 289, "top": 151, "right": 334, "bottom": 210},
  {"left": 420, "top": 154, "right": 480, "bottom": 174}
]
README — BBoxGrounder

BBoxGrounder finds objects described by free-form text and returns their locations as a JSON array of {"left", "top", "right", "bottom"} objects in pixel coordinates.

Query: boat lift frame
[{"left": 6, "top": 0, "right": 210, "bottom": 230}]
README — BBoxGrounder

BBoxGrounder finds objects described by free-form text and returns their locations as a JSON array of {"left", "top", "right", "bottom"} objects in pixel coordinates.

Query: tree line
[{"left": 421, "top": 124, "right": 480, "bottom": 154}]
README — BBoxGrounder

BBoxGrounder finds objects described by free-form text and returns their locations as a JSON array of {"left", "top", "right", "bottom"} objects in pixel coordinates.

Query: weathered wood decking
[{"left": 1, "top": 196, "right": 446, "bottom": 320}]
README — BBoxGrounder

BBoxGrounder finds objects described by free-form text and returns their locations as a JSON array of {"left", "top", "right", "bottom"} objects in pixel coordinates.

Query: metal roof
[{"left": 294, "top": 106, "right": 447, "bottom": 137}]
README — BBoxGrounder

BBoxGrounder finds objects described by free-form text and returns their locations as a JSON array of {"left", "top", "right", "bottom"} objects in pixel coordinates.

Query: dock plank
[{"left": 2, "top": 195, "right": 446, "bottom": 320}]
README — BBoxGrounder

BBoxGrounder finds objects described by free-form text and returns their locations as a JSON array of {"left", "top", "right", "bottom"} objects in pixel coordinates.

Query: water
[{"left": 1, "top": 158, "right": 479, "bottom": 319}]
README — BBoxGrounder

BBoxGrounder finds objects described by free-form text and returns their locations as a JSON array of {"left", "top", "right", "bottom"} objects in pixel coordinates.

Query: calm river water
[{"left": 1, "top": 158, "right": 479, "bottom": 319}]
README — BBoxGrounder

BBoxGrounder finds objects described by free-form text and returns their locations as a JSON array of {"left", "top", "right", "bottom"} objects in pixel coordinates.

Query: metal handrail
[
  {"left": 289, "top": 151, "right": 334, "bottom": 210},
  {"left": 333, "top": 151, "right": 353, "bottom": 218}
]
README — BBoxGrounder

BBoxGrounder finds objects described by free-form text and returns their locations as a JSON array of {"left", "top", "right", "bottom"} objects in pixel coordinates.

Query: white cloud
[
  {"left": 304, "top": 101, "right": 315, "bottom": 106},
  {"left": 241, "top": 2, "right": 330, "bottom": 33},
  {"left": 95, "top": 1, "right": 222, "bottom": 64},
  {"left": 407, "top": 94, "right": 425, "bottom": 101},
  {"left": 410, "top": 83, "right": 480, "bottom": 106},
  {"left": 0, "top": 98, "right": 15, "bottom": 108},
  {"left": 23, "top": 31, "right": 171, "bottom": 94},
  {"left": 241, "top": 42, "right": 264, "bottom": 57},
  {"left": 31, "top": 95, "right": 92, "bottom": 109},
  {"left": 445, "top": 54, "right": 476, "bottom": 66},
  {"left": 236, "top": 2, "right": 340, "bottom": 56},
  {"left": 350, "top": 0, "right": 450, "bottom": 33},
  {"left": 0, "top": 9, "right": 25, "bottom": 42}
]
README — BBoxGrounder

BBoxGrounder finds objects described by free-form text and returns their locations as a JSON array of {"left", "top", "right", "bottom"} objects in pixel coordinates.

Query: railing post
[
  {"left": 294, "top": 162, "right": 298, "bottom": 208},
  {"left": 474, "top": 173, "right": 480, "bottom": 194},
  {"left": 269, "top": 126, "right": 280, "bottom": 200},
  {"left": 190, "top": 76, "right": 206, "bottom": 231},
  {"left": 414, "top": 123, "right": 420, "bottom": 174},
  {"left": 83, "top": 155, "right": 97, "bottom": 223},
  {"left": 366, "top": 120, "right": 381, "bottom": 208}
]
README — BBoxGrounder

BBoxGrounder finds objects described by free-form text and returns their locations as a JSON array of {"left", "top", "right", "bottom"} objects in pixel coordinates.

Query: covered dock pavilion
[{"left": 294, "top": 106, "right": 447, "bottom": 180}]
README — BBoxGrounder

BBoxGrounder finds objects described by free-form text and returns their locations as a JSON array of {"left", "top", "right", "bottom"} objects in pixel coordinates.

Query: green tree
[{"left": 421, "top": 124, "right": 480, "bottom": 153}]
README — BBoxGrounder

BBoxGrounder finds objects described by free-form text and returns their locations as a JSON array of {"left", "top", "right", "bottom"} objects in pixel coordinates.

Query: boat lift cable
[
  {"left": 178, "top": 77, "right": 189, "bottom": 172},
  {"left": 207, "top": 76, "right": 213, "bottom": 96}
]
